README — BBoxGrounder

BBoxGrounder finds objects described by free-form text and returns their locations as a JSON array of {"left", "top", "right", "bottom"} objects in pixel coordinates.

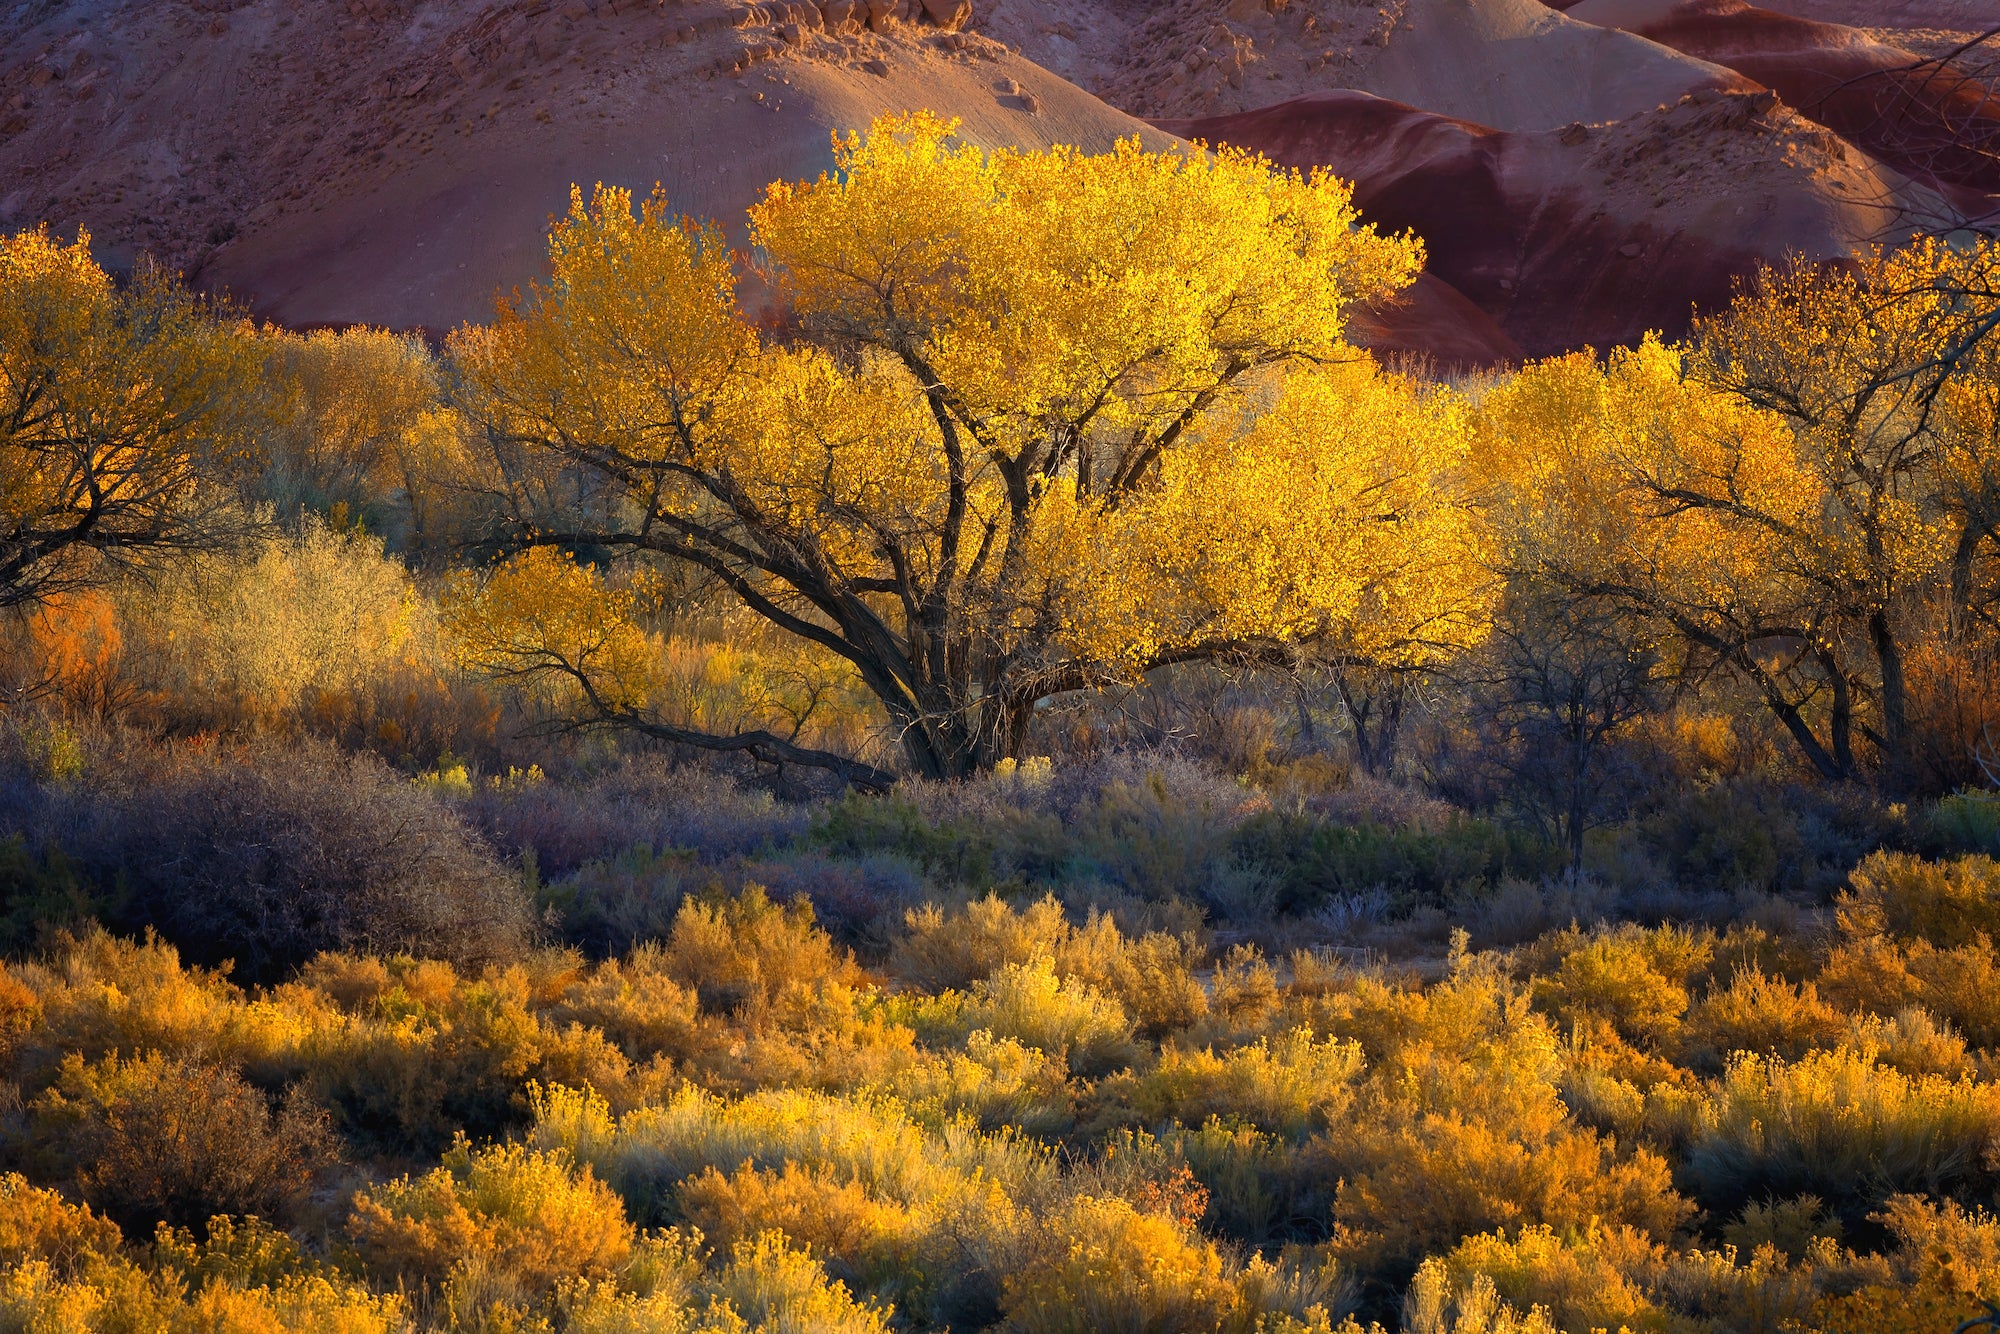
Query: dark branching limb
[
  {"left": 595, "top": 710, "right": 898, "bottom": 792},
  {"left": 557, "top": 666, "right": 896, "bottom": 791}
]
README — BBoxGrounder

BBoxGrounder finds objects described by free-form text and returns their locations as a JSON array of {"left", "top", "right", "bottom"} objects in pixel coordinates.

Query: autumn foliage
[{"left": 5, "top": 110, "right": 2000, "bottom": 1334}]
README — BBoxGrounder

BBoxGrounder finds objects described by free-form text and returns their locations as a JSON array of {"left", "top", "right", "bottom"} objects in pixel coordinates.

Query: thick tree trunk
[
  {"left": 1870, "top": 611, "right": 1911, "bottom": 793},
  {"left": 891, "top": 671, "right": 1037, "bottom": 780}
]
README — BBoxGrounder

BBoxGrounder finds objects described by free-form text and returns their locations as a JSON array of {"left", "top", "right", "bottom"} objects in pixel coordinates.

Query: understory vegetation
[{"left": 5, "top": 115, "right": 2000, "bottom": 1332}]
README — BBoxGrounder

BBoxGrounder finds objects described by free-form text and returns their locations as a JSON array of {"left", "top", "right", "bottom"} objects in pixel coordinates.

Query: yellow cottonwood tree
[
  {"left": 1479, "top": 241, "right": 2000, "bottom": 786},
  {"left": 0, "top": 226, "right": 258, "bottom": 608},
  {"left": 449, "top": 114, "right": 1487, "bottom": 780}
]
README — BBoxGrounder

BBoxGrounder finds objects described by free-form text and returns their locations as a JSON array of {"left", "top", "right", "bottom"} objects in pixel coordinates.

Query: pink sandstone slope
[
  {"left": 1159, "top": 87, "right": 1907, "bottom": 358},
  {"left": 979, "top": 0, "right": 1752, "bottom": 128},
  {"left": 1568, "top": 0, "right": 2000, "bottom": 206},
  {"left": 0, "top": 1, "right": 1166, "bottom": 333}
]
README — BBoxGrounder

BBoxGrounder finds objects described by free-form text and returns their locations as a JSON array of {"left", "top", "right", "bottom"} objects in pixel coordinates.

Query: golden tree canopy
[
  {"left": 450, "top": 114, "right": 1484, "bottom": 779},
  {"left": 0, "top": 226, "right": 257, "bottom": 608}
]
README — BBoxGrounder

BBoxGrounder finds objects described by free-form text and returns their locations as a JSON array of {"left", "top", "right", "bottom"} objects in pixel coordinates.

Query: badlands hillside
[{"left": 1, "top": 0, "right": 1994, "bottom": 363}]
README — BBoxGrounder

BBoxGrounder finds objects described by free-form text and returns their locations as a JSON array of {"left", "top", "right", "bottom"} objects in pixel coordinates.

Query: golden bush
[{"left": 347, "top": 1139, "right": 634, "bottom": 1295}]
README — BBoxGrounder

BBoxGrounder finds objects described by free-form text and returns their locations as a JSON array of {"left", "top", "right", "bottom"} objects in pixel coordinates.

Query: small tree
[
  {"left": 0, "top": 227, "right": 258, "bottom": 609},
  {"left": 448, "top": 114, "right": 1490, "bottom": 781},
  {"left": 1477, "top": 238, "right": 2000, "bottom": 792},
  {"left": 1472, "top": 579, "right": 1662, "bottom": 869}
]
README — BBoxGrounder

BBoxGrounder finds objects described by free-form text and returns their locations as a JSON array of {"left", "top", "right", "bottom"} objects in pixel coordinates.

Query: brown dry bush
[
  {"left": 7, "top": 731, "right": 534, "bottom": 979},
  {"left": 20, "top": 1051, "right": 337, "bottom": 1234}
]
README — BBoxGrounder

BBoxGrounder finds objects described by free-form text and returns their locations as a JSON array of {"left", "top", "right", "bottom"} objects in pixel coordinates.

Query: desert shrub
[
  {"left": 110, "top": 518, "right": 446, "bottom": 731},
  {"left": 1724, "top": 1195, "right": 1845, "bottom": 1260},
  {"left": 895, "top": 896, "right": 1209, "bottom": 1040},
  {"left": 958, "top": 956, "right": 1136, "bottom": 1076},
  {"left": 819, "top": 759, "right": 1265, "bottom": 910},
  {"left": 881, "top": 1030, "right": 1074, "bottom": 1134},
  {"left": 1679, "top": 968, "right": 1846, "bottom": 1072},
  {"left": 813, "top": 792, "right": 1009, "bottom": 888},
  {"left": 1108, "top": 1029, "right": 1364, "bottom": 1140},
  {"left": 347, "top": 1139, "right": 633, "bottom": 1296},
  {"left": 1208, "top": 943, "right": 1283, "bottom": 1031},
  {"left": 0, "top": 929, "right": 295, "bottom": 1091},
  {"left": 0, "top": 837, "right": 101, "bottom": 957},
  {"left": 1924, "top": 789, "right": 2000, "bottom": 858},
  {"left": 1836, "top": 850, "right": 2000, "bottom": 947},
  {"left": 891, "top": 895, "right": 1071, "bottom": 992},
  {"left": 700, "top": 1231, "right": 894, "bottom": 1334},
  {"left": 1071, "top": 771, "right": 1255, "bottom": 907},
  {"left": 1398, "top": 1258, "right": 1557, "bottom": 1334},
  {"left": 1440, "top": 1220, "right": 1835, "bottom": 1334},
  {"left": 538, "top": 844, "right": 695, "bottom": 956},
  {"left": 1643, "top": 780, "right": 1804, "bottom": 895},
  {"left": 677, "top": 1161, "right": 918, "bottom": 1300},
  {"left": 1528, "top": 923, "right": 1712, "bottom": 1049},
  {"left": 1328, "top": 1106, "right": 1687, "bottom": 1282},
  {"left": 1312, "top": 959, "right": 1692, "bottom": 1277},
  {"left": 0, "top": 1252, "right": 409, "bottom": 1334},
  {"left": 1230, "top": 809, "right": 1538, "bottom": 913},
  {"left": 19, "top": 1051, "right": 336, "bottom": 1234},
  {"left": 465, "top": 756, "right": 812, "bottom": 877},
  {"left": 1684, "top": 1047, "right": 2000, "bottom": 1220},
  {"left": 1001, "top": 1192, "right": 1289, "bottom": 1334},
  {"left": 1054, "top": 913, "right": 1210, "bottom": 1039},
  {"left": 1802, "top": 1195, "right": 2000, "bottom": 1333},
  {"left": 1817, "top": 934, "right": 2000, "bottom": 1048},
  {"left": 657, "top": 885, "right": 859, "bottom": 1018},
  {"left": 546, "top": 944, "right": 711, "bottom": 1067},
  {"left": 295, "top": 955, "right": 646, "bottom": 1155},
  {"left": 1439, "top": 1224, "right": 1664, "bottom": 1334},
  {"left": 0, "top": 1173, "right": 121, "bottom": 1272},
  {"left": 1842, "top": 1007, "right": 1974, "bottom": 1080},
  {"left": 529, "top": 1083, "right": 1049, "bottom": 1326},
  {"left": 529, "top": 1084, "right": 1050, "bottom": 1230},
  {"left": 1165, "top": 1118, "right": 1325, "bottom": 1245},
  {"left": 12, "top": 735, "right": 533, "bottom": 978},
  {"left": 740, "top": 850, "right": 929, "bottom": 950}
]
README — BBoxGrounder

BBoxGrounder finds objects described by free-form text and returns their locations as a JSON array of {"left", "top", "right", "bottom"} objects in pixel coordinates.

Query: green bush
[
  {"left": 1922, "top": 790, "right": 2000, "bottom": 858},
  {"left": 1230, "top": 810, "right": 1543, "bottom": 913}
]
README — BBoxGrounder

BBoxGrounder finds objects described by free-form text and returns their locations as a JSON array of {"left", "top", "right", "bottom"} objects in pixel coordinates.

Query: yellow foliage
[
  {"left": 676, "top": 1161, "right": 918, "bottom": 1295},
  {"left": 116, "top": 516, "right": 433, "bottom": 727},
  {"left": 1836, "top": 851, "right": 2000, "bottom": 948},
  {"left": 1000, "top": 1193, "right": 1243, "bottom": 1334},
  {"left": 959, "top": 955, "right": 1136, "bottom": 1074},
  {"left": 443, "top": 546, "right": 659, "bottom": 714},
  {"left": 0, "top": 1175, "right": 120, "bottom": 1273},
  {"left": 0, "top": 225, "right": 258, "bottom": 608},
  {"left": 451, "top": 113, "right": 1477, "bottom": 777},
  {"left": 1120, "top": 1028, "right": 1364, "bottom": 1139},
  {"left": 1687, "top": 1047, "right": 2000, "bottom": 1211},
  {"left": 347, "top": 1139, "right": 634, "bottom": 1294}
]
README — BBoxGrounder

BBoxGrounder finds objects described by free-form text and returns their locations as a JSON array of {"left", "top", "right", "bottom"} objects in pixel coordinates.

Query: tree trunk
[{"left": 1870, "top": 611, "right": 1911, "bottom": 793}]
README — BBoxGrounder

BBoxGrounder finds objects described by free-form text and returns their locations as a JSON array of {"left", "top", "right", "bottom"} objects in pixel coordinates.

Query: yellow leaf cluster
[
  {"left": 441, "top": 547, "right": 659, "bottom": 712},
  {"left": 449, "top": 114, "right": 1454, "bottom": 768}
]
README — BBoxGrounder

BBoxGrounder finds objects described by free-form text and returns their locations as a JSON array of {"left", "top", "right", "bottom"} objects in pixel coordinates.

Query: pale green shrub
[
  {"left": 958, "top": 956, "right": 1136, "bottom": 1075},
  {"left": 1837, "top": 851, "right": 2000, "bottom": 947},
  {"left": 1685, "top": 1047, "right": 2000, "bottom": 1215}
]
